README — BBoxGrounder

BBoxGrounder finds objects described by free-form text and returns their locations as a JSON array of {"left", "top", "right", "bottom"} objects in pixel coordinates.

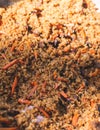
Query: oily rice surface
[{"left": 0, "top": 0, "right": 100, "bottom": 130}]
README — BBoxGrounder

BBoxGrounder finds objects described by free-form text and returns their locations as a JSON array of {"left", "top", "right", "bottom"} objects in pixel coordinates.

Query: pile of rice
[{"left": 0, "top": 0, "right": 100, "bottom": 130}]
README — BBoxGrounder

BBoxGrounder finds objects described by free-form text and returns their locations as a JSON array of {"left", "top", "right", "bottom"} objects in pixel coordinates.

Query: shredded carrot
[
  {"left": 66, "top": 126, "right": 72, "bottom": 130},
  {"left": 56, "top": 23, "right": 63, "bottom": 29},
  {"left": 63, "top": 45, "right": 70, "bottom": 52},
  {"left": 2, "top": 59, "right": 18, "bottom": 70},
  {"left": 1, "top": 54, "right": 7, "bottom": 61},
  {"left": 31, "top": 81, "right": 37, "bottom": 86},
  {"left": 18, "top": 45, "right": 24, "bottom": 51},
  {"left": 81, "top": 48, "right": 87, "bottom": 53},
  {"left": 90, "top": 100, "right": 96, "bottom": 108},
  {"left": 53, "top": 71, "right": 57, "bottom": 79},
  {"left": 54, "top": 83, "right": 60, "bottom": 89},
  {"left": 18, "top": 59, "right": 24, "bottom": 64},
  {"left": 57, "top": 77, "right": 68, "bottom": 82},
  {"left": 81, "top": 97, "right": 88, "bottom": 104},
  {"left": 88, "top": 48, "right": 95, "bottom": 55},
  {"left": 39, "top": 107, "right": 50, "bottom": 118},
  {"left": 72, "top": 112, "right": 79, "bottom": 127},
  {"left": 31, "top": 85, "right": 38, "bottom": 94},
  {"left": 89, "top": 68, "right": 100, "bottom": 77},
  {"left": 0, "top": 116, "right": 11, "bottom": 125},
  {"left": 34, "top": 50, "right": 38, "bottom": 59},
  {"left": 60, "top": 91, "right": 68, "bottom": 99},
  {"left": 18, "top": 98, "right": 31, "bottom": 105},
  {"left": 11, "top": 76, "right": 18, "bottom": 95},
  {"left": 27, "top": 81, "right": 38, "bottom": 98},
  {"left": 10, "top": 45, "right": 15, "bottom": 52},
  {"left": 77, "top": 82, "right": 85, "bottom": 93}
]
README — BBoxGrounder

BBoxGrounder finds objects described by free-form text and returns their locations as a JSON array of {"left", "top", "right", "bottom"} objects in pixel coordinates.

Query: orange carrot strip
[
  {"left": 0, "top": 128, "right": 18, "bottom": 130},
  {"left": 27, "top": 82, "right": 38, "bottom": 98},
  {"left": 53, "top": 71, "right": 57, "bottom": 79},
  {"left": 1, "top": 54, "right": 7, "bottom": 60},
  {"left": 10, "top": 45, "right": 15, "bottom": 52},
  {"left": 54, "top": 83, "right": 60, "bottom": 89},
  {"left": 57, "top": 77, "right": 67, "bottom": 82},
  {"left": 81, "top": 48, "right": 87, "bottom": 53},
  {"left": 18, "top": 59, "right": 24, "bottom": 64},
  {"left": 88, "top": 49, "right": 95, "bottom": 55},
  {"left": 11, "top": 76, "right": 18, "bottom": 95},
  {"left": 77, "top": 82, "right": 85, "bottom": 93},
  {"left": 2, "top": 59, "right": 18, "bottom": 70},
  {"left": 66, "top": 126, "right": 72, "bottom": 130},
  {"left": 18, "top": 98, "right": 31, "bottom": 105},
  {"left": 34, "top": 50, "right": 38, "bottom": 59},
  {"left": 31, "top": 81, "right": 37, "bottom": 86},
  {"left": 39, "top": 107, "right": 50, "bottom": 118},
  {"left": 63, "top": 45, "right": 70, "bottom": 53},
  {"left": 31, "top": 85, "right": 38, "bottom": 93},
  {"left": 89, "top": 68, "right": 100, "bottom": 77},
  {"left": 72, "top": 112, "right": 79, "bottom": 127},
  {"left": 90, "top": 100, "right": 96, "bottom": 108},
  {"left": 0, "top": 116, "right": 11, "bottom": 125},
  {"left": 60, "top": 91, "right": 68, "bottom": 99},
  {"left": 18, "top": 45, "right": 24, "bottom": 51}
]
